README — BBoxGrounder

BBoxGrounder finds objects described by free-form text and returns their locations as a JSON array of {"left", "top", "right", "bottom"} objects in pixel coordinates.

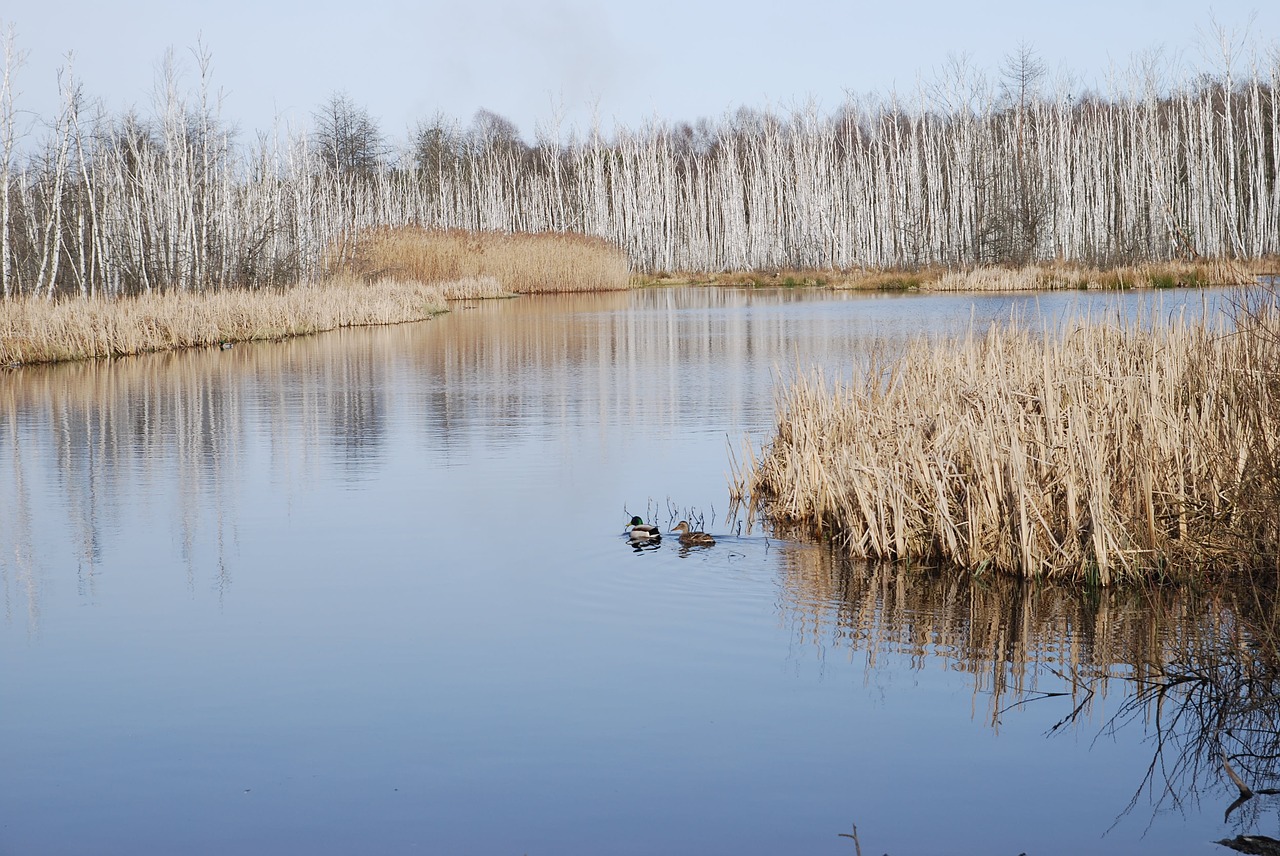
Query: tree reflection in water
[
  {"left": 773, "top": 544, "right": 1280, "bottom": 842},
  {"left": 1060, "top": 573, "right": 1280, "bottom": 849}
]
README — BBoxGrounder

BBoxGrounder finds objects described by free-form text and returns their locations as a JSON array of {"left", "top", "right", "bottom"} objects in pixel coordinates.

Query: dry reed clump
[
  {"left": 0, "top": 276, "right": 504, "bottom": 365},
  {"left": 645, "top": 266, "right": 943, "bottom": 290},
  {"left": 736, "top": 304, "right": 1280, "bottom": 585},
  {"left": 927, "top": 259, "right": 1264, "bottom": 292},
  {"left": 339, "top": 227, "right": 632, "bottom": 294},
  {"left": 662, "top": 258, "right": 1271, "bottom": 293}
]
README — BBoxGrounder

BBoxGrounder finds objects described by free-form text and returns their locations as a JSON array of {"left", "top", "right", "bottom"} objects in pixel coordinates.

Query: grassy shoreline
[
  {"left": 0, "top": 276, "right": 510, "bottom": 366},
  {"left": 641, "top": 257, "right": 1277, "bottom": 291},
  {"left": 0, "top": 228, "right": 633, "bottom": 366}
]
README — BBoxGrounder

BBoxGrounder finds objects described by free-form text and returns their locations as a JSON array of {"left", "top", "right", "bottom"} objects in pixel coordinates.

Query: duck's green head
[{"left": 628, "top": 516, "right": 645, "bottom": 527}]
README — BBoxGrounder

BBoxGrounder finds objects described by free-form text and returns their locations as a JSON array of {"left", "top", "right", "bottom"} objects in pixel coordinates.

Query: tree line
[{"left": 1, "top": 30, "right": 1278, "bottom": 298}]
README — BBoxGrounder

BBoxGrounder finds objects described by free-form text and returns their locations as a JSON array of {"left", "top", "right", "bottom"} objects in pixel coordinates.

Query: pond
[{"left": 0, "top": 286, "right": 1266, "bottom": 855}]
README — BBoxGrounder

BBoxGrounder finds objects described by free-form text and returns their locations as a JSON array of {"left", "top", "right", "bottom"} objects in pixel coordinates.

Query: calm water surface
[{"left": 0, "top": 287, "right": 1260, "bottom": 855}]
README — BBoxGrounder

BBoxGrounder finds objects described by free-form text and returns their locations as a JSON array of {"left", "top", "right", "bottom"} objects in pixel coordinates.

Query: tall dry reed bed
[
  {"left": 737, "top": 299, "right": 1280, "bottom": 585},
  {"left": 677, "top": 258, "right": 1272, "bottom": 291},
  {"left": 339, "top": 227, "right": 632, "bottom": 293},
  {"left": 0, "top": 275, "right": 506, "bottom": 365},
  {"left": 924, "top": 259, "right": 1269, "bottom": 292}
]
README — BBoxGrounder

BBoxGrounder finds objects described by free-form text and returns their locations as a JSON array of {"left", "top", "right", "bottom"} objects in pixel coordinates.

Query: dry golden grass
[
  {"left": 736, "top": 299, "right": 1280, "bottom": 585},
  {"left": 645, "top": 258, "right": 1275, "bottom": 292},
  {"left": 339, "top": 227, "right": 632, "bottom": 293},
  {"left": 0, "top": 276, "right": 507, "bottom": 365},
  {"left": 642, "top": 269, "right": 841, "bottom": 288},
  {"left": 928, "top": 258, "right": 1268, "bottom": 291},
  {"left": 0, "top": 225, "right": 628, "bottom": 366}
]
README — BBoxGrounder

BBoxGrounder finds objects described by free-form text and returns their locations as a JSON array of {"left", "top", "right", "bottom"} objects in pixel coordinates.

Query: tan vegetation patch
[
  {"left": 640, "top": 269, "right": 837, "bottom": 288},
  {"left": 642, "top": 258, "right": 1273, "bottom": 292},
  {"left": 735, "top": 299, "right": 1280, "bottom": 585},
  {"left": 926, "top": 258, "right": 1268, "bottom": 292},
  {"left": 0, "top": 276, "right": 505, "bottom": 366},
  {"left": 339, "top": 227, "right": 631, "bottom": 294}
]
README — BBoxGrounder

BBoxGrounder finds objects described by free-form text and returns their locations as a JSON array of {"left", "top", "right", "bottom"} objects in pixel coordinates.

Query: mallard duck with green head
[
  {"left": 671, "top": 521, "right": 715, "bottom": 546},
  {"left": 627, "top": 516, "right": 662, "bottom": 541}
]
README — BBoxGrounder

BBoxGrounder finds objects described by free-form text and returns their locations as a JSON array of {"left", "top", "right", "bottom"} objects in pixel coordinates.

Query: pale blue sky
[{"left": 2, "top": 1, "right": 1276, "bottom": 144}]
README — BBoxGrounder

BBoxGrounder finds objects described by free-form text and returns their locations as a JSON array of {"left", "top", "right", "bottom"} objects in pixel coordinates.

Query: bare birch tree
[
  {"left": 312, "top": 90, "right": 385, "bottom": 177},
  {"left": 0, "top": 22, "right": 24, "bottom": 298}
]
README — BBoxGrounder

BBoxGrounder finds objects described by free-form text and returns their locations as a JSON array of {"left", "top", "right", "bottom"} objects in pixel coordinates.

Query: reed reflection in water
[
  {"left": 0, "top": 285, "right": 1249, "bottom": 855},
  {"left": 779, "top": 534, "right": 1280, "bottom": 839},
  {"left": 780, "top": 546, "right": 1212, "bottom": 716}
]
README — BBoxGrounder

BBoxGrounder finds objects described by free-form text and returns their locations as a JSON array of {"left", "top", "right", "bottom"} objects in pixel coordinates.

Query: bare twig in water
[
  {"left": 837, "top": 822, "right": 863, "bottom": 856},
  {"left": 1224, "top": 751, "right": 1256, "bottom": 822}
]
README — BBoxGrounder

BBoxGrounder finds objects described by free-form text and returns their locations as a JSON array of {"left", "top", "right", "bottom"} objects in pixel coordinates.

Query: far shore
[
  {"left": 3, "top": 248, "right": 1277, "bottom": 368},
  {"left": 638, "top": 256, "right": 1277, "bottom": 291}
]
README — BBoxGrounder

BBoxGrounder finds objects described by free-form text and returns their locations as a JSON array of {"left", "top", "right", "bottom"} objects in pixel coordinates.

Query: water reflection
[
  {"left": 779, "top": 547, "right": 1164, "bottom": 720},
  {"left": 778, "top": 542, "right": 1280, "bottom": 834},
  {"left": 627, "top": 538, "right": 663, "bottom": 554},
  {"left": 1068, "top": 576, "right": 1280, "bottom": 834}
]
